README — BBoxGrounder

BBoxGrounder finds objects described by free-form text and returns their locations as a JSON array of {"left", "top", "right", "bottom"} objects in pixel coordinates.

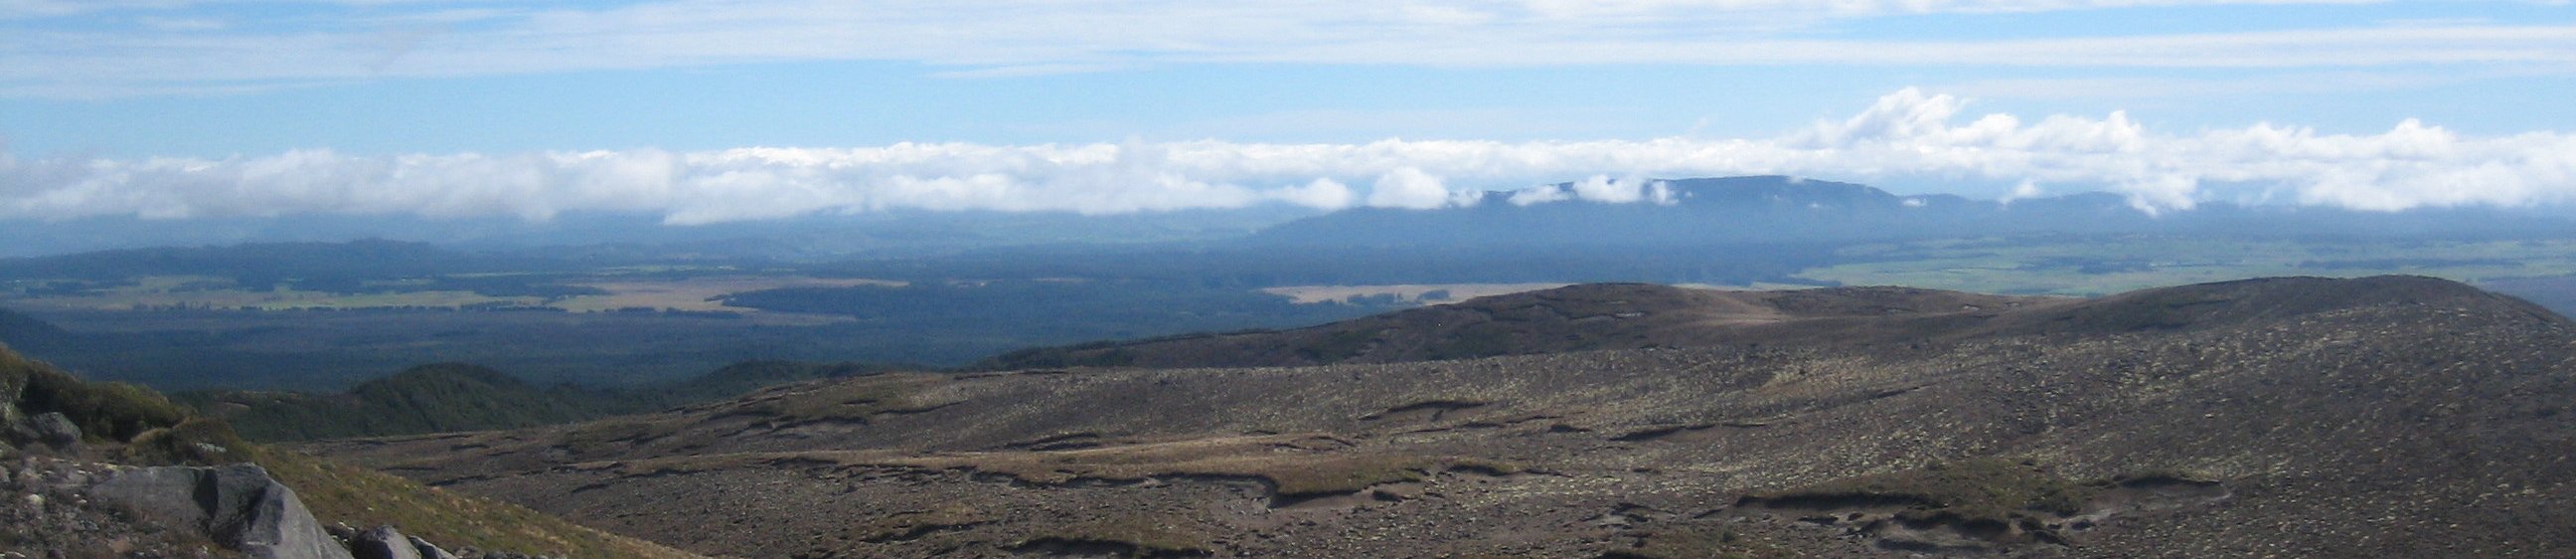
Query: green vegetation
[
  {"left": 179, "top": 363, "right": 589, "bottom": 442},
  {"left": 3, "top": 342, "right": 704, "bottom": 559},
  {"left": 3, "top": 344, "right": 188, "bottom": 443},
  {"left": 181, "top": 360, "right": 891, "bottom": 442},
  {"left": 122, "top": 417, "right": 257, "bottom": 466},
  {"left": 253, "top": 448, "right": 700, "bottom": 559}
]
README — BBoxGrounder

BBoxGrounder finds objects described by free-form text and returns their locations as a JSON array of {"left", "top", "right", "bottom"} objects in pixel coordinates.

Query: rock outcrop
[
  {"left": 26, "top": 412, "right": 80, "bottom": 450},
  {"left": 409, "top": 535, "right": 464, "bottom": 559},
  {"left": 89, "top": 464, "right": 357, "bottom": 559},
  {"left": 351, "top": 525, "right": 424, "bottom": 559},
  {"left": 2, "top": 411, "right": 82, "bottom": 457}
]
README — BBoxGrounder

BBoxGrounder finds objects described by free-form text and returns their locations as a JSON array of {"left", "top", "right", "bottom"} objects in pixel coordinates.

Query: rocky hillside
[
  {"left": 308, "top": 276, "right": 2576, "bottom": 558},
  {"left": 1, "top": 343, "right": 706, "bottom": 559},
  {"left": 985, "top": 282, "right": 2047, "bottom": 369}
]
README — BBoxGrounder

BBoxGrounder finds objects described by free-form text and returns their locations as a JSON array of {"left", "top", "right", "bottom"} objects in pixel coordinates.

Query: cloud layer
[
  {"left": 4, "top": 0, "right": 2569, "bottom": 96},
  {"left": 3, "top": 89, "right": 2570, "bottom": 224}
]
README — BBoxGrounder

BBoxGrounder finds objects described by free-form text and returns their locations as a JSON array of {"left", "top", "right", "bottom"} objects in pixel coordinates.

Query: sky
[{"left": 2, "top": 0, "right": 2573, "bottom": 226}]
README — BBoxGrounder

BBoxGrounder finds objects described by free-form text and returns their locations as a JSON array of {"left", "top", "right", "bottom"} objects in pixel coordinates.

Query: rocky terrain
[
  {"left": 1, "top": 343, "right": 707, "bottom": 559},
  {"left": 983, "top": 282, "right": 2041, "bottom": 369},
  {"left": 305, "top": 276, "right": 2576, "bottom": 558}
]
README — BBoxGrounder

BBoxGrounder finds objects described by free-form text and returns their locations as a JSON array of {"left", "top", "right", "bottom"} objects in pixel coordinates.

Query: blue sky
[{"left": 2, "top": 0, "right": 2573, "bottom": 224}]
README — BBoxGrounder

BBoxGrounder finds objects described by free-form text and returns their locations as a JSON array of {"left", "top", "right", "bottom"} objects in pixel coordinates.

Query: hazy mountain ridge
[
  {"left": 307, "top": 276, "right": 2576, "bottom": 558},
  {"left": 0, "top": 307, "right": 69, "bottom": 349},
  {"left": 9, "top": 175, "right": 2573, "bottom": 263},
  {"left": 1251, "top": 176, "right": 2576, "bottom": 249}
]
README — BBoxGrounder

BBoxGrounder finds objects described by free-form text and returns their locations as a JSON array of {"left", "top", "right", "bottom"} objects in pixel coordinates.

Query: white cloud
[
  {"left": 1367, "top": 167, "right": 1472, "bottom": 210},
  {"left": 3, "top": 89, "right": 2572, "bottom": 223},
  {"left": 2001, "top": 179, "right": 2047, "bottom": 204},
  {"left": 1569, "top": 175, "right": 1641, "bottom": 203},
  {"left": 1563, "top": 174, "right": 1677, "bottom": 205},
  {"left": 4, "top": 1, "right": 2569, "bottom": 97},
  {"left": 1508, "top": 185, "right": 1571, "bottom": 206},
  {"left": 1271, "top": 178, "right": 1357, "bottom": 211}
]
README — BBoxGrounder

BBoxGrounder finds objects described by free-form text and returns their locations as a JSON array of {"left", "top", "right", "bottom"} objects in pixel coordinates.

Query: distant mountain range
[
  {"left": 6, "top": 175, "right": 2572, "bottom": 261},
  {"left": 1249, "top": 176, "right": 2576, "bottom": 249}
]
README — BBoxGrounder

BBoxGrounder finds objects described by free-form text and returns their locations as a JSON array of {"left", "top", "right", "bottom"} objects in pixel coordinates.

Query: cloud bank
[
  {"left": 3, "top": 89, "right": 2570, "bottom": 224},
  {"left": 5, "top": 0, "right": 2570, "bottom": 97}
]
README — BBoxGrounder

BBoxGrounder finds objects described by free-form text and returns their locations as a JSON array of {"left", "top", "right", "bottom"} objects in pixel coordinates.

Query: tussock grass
[
  {"left": 253, "top": 448, "right": 706, "bottom": 559},
  {"left": 1019, "top": 515, "right": 1214, "bottom": 558},
  {"left": 1750, "top": 459, "right": 2096, "bottom": 521},
  {"left": 726, "top": 373, "right": 952, "bottom": 424},
  {"left": 862, "top": 436, "right": 1506, "bottom": 497},
  {"left": 1607, "top": 526, "right": 1788, "bottom": 559},
  {"left": 4, "top": 343, "right": 706, "bottom": 559}
]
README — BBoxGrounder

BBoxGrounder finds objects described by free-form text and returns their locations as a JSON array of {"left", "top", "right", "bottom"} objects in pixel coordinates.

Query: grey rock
[
  {"left": 351, "top": 526, "right": 421, "bottom": 559},
  {"left": 90, "top": 464, "right": 357, "bottom": 559},
  {"left": 3, "top": 419, "right": 35, "bottom": 448},
  {"left": 2, "top": 374, "right": 21, "bottom": 424},
  {"left": 408, "top": 536, "right": 460, "bottom": 559},
  {"left": 326, "top": 522, "right": 360, "bottom": 543},
  {"left": 28, "top": 412, "right": 79, "bottom": 450}
]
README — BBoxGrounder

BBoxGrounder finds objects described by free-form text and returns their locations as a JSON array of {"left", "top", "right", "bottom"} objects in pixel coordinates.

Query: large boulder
[
  {"left": 2, "top": 370, "right": 20, "bottom": 425},
  {"left": 408, "top": 536, "right": 461, "bottom": 559},
  {"left": 29, "top": 412, "right": 80, "bottom": 449},
  {"left": 350, "top": 525, "right": 422, "bottom": 559},
  {"left": 3, "top": 411, "right": 80, "bottom": 454},
  {"left": 90, "top": 464, "right": 357, "bottom": 559}
]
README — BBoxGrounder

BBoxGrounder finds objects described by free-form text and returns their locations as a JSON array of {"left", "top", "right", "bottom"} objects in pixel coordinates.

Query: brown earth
[{"left": 305, "top": 277, "right": 2576, "bottom": 558}]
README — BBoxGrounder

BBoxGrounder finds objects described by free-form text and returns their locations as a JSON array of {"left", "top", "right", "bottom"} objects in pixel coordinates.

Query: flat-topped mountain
[
  {"left": 307, "top": 277, "right": 2576, "bottom": 558},
  {"left": 1248, "top": 175, "right": 2576, "bottom": 249}
]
